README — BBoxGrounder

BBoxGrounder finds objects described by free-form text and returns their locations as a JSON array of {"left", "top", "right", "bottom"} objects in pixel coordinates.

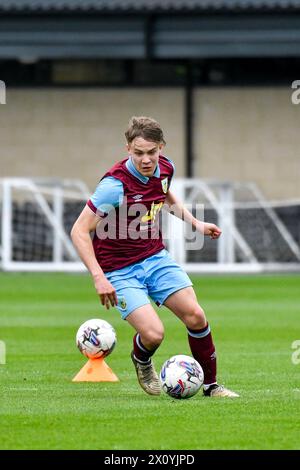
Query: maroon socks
[
  {"left": 187, "top": 323, "right": 217, "bottom": 386},
  {"left": 133, "top": 333, "right": 157, "bottom": 364}
]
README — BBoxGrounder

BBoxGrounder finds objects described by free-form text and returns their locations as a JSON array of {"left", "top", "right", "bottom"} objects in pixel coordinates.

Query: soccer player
[{"left": 71, "top": 116, "right": 239, "bottom": 398}]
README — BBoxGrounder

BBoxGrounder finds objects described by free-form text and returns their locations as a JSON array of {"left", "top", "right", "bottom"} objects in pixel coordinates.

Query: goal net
[
  {"left": 0, "top": 178, "right": 88, "bottom": 271},
  {"left": 166, "top": 179, "right": 300, "bottom": 273},
  {"left": 1, "top": 177, "right": 299, "bottom": 273}
]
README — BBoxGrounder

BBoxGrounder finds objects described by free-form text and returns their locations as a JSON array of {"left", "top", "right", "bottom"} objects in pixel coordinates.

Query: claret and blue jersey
[
  {"left": 87, "top": 154, "right": 175, "bottom": 273},
  {"left": 87, "top": 154, "right": 192, "bottom": 318},
  {"left": 89, "top": 156, "right": 175, "bottom": 214}
]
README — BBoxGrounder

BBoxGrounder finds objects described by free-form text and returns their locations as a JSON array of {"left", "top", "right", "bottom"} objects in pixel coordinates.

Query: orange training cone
[{"left": 72, "top": 357, "right": 119, "bottom": 382}]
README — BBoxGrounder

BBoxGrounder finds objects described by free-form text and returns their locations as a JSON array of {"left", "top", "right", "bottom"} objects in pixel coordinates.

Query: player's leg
[
  {"left": 126, "top": 303, "right": 164, "bottom": 353},
  {"left": 163, "top": 287, "right": 239, "bottom": 397},
  {"left": 126, "top": 305, "right": 163, "bottom": 396},
  {"left": 106, "top": 265, "right": 162, "bottom": 396},
  {"left": 147, "top": 250, "right": 238, "bottom": 397},
  {"left": 163, "top": 287, "right": 216, "bottom": 386}
]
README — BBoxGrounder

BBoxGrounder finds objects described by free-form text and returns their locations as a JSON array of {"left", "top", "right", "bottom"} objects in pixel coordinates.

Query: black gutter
[{"left": 185, "top": 62, "right": 194, "bottom": 178}]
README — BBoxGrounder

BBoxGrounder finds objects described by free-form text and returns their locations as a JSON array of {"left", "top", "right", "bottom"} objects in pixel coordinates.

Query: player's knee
[
  {"left": 145, "top": 328, "right": 164, "bottom": 348},
  {"left": 185, "top": 305, "right": 207, "bottom": 330}
]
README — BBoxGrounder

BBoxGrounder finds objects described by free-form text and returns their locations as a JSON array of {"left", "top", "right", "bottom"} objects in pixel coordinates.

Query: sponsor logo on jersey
[{"left": 132, "top": 194, "right": 143, "bottom": 201}]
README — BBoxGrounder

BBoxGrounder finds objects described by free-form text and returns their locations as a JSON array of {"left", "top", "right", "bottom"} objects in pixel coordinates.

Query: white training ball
[
  {"left": 160, "top": 354, "right": 204, "bottom": 399},
  {"left": 76, "top": 318, "right": 116, "bottom": 359}
]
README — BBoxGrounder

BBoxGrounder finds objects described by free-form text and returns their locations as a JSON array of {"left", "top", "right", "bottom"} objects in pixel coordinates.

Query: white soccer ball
[
  {"left": 76, "top": 319, "right": 116, "bottom": 359},
  {"left": 160, "top": 354, "right": 204, "bottom": 399}
]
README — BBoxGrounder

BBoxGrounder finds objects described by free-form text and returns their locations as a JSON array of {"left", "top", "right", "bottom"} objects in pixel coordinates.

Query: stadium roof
[
  {"left": 1, "top": 0, "right": 300, "bottom": 60},
  {"left": 1, "top": 0, "right": 300, "bottom": 13}
]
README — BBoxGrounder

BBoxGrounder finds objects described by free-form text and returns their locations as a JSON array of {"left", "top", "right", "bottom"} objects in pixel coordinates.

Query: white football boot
[
  {"left": 203, "top": 384, "right": 239, "bottom": 398},
  {"left": 131, "top": 352, "right": 161, "bottom": 396}
]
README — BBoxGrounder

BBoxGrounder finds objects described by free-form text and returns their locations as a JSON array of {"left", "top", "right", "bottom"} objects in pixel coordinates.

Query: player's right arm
[
  {"left": 71, "top": 205, "right": 118, "bottom": 309},
  {"left": 165, "top": 189, "right": 222, "bottom": 239}
]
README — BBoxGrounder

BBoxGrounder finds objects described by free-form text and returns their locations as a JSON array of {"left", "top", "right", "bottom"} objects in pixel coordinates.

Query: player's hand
[
  {"left": 204, "top": 222, "right": 222, "bottom": 239},
  {"left": 93, "top": 274, "right": 118, "bottom": 310},
  {"left": 197, "top": 222, "right": 222, "bottom": 239}
]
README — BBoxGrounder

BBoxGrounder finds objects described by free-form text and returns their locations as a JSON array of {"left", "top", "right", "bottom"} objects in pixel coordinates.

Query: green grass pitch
[{"left": 0, "top": 273, "right": 299, "bottom": 450}]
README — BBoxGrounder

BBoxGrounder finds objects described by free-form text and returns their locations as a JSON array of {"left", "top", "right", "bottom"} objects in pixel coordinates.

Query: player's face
[{"left": 127, "top": 137, "right": 163, "bottom": 177}]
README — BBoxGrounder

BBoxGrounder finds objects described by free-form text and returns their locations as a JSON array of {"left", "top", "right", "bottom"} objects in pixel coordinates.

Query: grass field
[{"left": 0, "top": 273, "right": 299, "bottom": 450}]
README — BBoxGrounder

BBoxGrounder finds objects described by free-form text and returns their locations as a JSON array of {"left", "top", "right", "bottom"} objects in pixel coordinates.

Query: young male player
[{"left": 71, "top": 116, "right": 239, "bottom": 398}]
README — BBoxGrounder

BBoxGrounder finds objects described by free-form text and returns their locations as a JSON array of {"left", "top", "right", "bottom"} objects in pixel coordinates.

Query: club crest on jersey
[
  {"left": 118, "top": 296, "right": 127, "bottom": 310},
  {"left": 161, "top": 177, "right": 168, "bottom": 194}
]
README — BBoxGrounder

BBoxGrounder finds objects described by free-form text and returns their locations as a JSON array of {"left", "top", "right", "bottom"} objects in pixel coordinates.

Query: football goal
[
  {"left": 0, "top": 178, "right": 88, "bottom": 272},
  {"left": 167, "top": 178, "right": 300, "bottom": 273},
  {"left": 0, "top": 177, "right": 299, "bottom": 273}
]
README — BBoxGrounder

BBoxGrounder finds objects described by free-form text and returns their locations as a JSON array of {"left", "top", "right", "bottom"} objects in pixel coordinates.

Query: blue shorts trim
[{"left": 105, "top": 249, "right": 192, "bottom": 320}]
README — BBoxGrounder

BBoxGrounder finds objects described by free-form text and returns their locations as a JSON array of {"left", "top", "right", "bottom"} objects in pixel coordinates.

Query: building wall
[
  {"left": 195, "top": 87, "right": 300, "bottom": 199},
  {"left": 0, "top": 88, "right": 185, "bottom": 193},
  {"left": 1, "top": 87, "right": 300, "bottom": 200}
]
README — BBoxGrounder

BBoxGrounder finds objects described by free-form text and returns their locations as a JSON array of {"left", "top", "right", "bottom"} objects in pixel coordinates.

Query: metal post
[
  {"left": 167, "top": 179, "right": 186, "bottom": 265},
  {"left": 185, "top": 62, "right": 194, "bottom": 178},
  {"left": 2, "top": 179, "right": 12, "bottom": 269},
  {"left": 53, "top": 186, "right": 64, "bottom": 263},
  {"left": 217, "top": 183, "right": 235, "bottom": 263}
]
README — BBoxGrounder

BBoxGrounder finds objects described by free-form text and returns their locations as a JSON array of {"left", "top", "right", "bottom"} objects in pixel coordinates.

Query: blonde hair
[{"left": 125, "top": 116, "right": 166, "bottom": 145}]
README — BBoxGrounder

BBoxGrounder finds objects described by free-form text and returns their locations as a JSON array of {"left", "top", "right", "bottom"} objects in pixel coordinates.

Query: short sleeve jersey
[{"left": 87, "top": 155, "right": 175, "bottom": 272}]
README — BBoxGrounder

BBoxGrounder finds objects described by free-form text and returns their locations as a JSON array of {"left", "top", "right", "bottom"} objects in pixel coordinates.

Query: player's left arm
[{"left": 164, "top": 190, "right": 222, "bottom": 239}]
